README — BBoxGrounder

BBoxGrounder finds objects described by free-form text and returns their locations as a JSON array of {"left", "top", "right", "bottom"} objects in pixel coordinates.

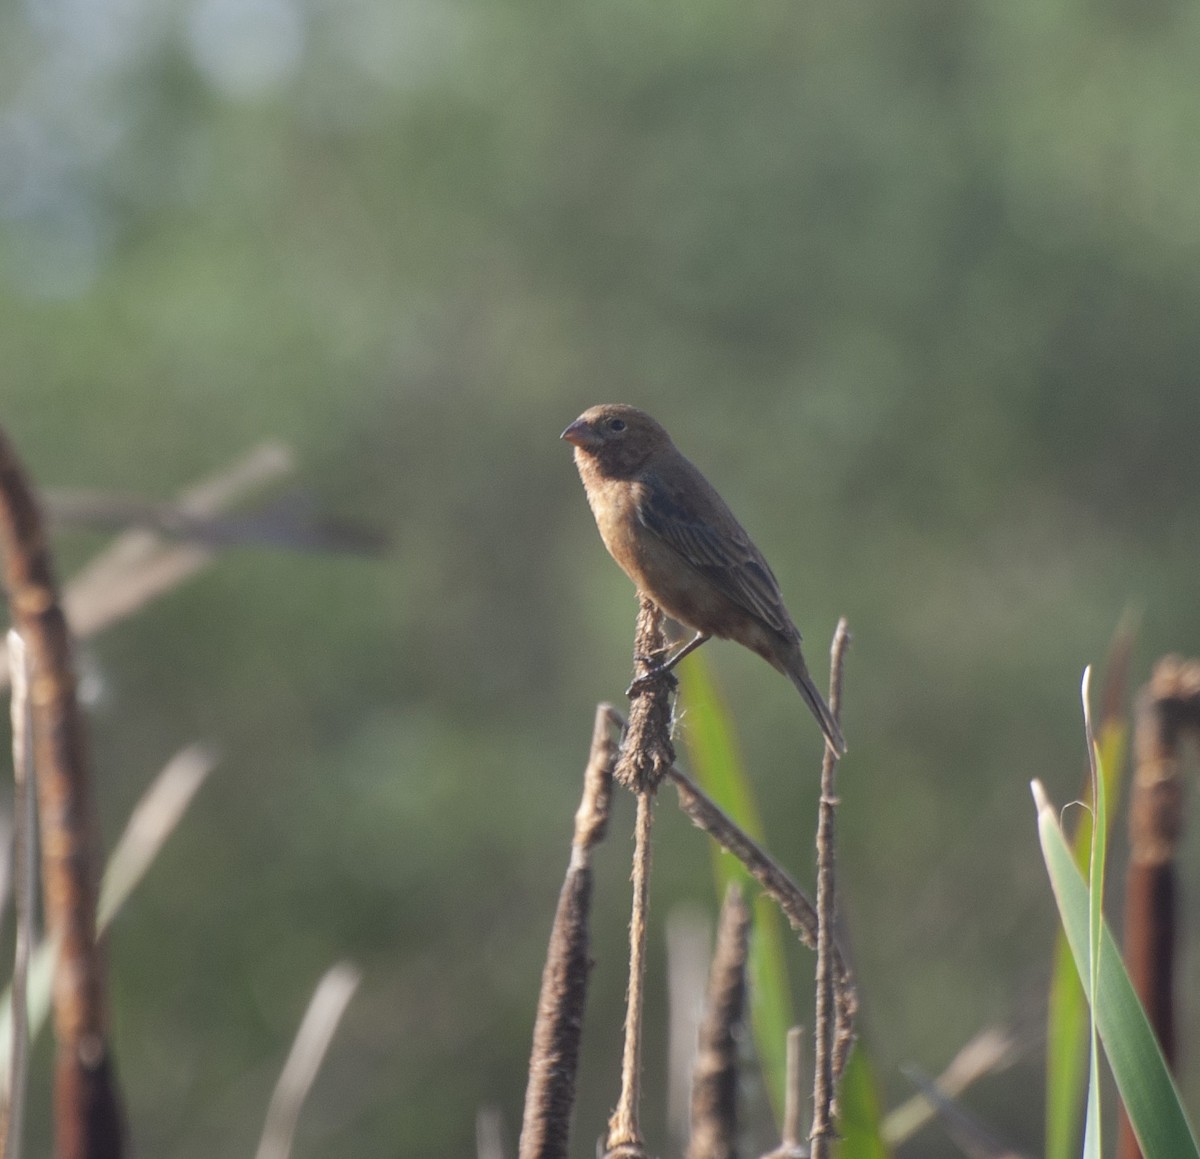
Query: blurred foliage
[{"left": 2, "top": 0, "right": 1200, "bottom": 1154}]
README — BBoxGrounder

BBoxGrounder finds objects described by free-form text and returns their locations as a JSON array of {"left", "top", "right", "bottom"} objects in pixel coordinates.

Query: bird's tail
[{"left": 786, "top": 659, "right": 846, "bottom": 758}]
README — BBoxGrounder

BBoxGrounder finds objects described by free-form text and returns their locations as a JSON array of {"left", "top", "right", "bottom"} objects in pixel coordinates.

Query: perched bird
[{"left": 562, "top": 403, "right": 845, "bottom": 756}]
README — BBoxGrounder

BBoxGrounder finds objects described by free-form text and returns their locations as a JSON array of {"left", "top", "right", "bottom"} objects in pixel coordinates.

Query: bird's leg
[{"left": 626, "top": 632, "right": 711, "bottom": 696}]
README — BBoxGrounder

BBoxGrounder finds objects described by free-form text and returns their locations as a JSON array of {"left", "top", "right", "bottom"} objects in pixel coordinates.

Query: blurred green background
[{"left": 3, "top": 0, "right": 1200, "bottom": 1154}]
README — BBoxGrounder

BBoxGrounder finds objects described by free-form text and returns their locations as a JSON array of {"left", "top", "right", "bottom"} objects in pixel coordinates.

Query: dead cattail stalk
[
  {"left": 810, "top": 619, "right": 850, "bottom": 1159},
  {"left": 605, "top": 599, "right": 676, "bottom": 1159},
  {"left": 687, "top": 883, "right": 750, "bottom": 1159},
  {"left": 1118, "top": 656, "right": 1200, "bottom": 1159},
  {"left": 518, "top": 704, "right": 616, "bottom": 1159},
  {"left": 0, "top": 425, "right": 123, "bottom": 1158}
]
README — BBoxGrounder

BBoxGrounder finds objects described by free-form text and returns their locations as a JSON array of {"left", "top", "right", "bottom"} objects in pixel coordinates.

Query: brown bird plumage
[{"left": 562, "top": 403, "right": 846, "bottom": 756}]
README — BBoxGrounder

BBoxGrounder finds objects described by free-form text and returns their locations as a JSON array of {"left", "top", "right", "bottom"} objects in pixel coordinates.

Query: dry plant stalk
[
  {"left": 810, "top": 619, "right": 850, "bottom": 1159},
  {"left": 761, "top": 1027, "right": 807, "bottom": 1159},
  {"left": 605, "top": 599, "right": 676, "bottom": 1159},
  {"left": 687, "top": 883, "right": 750, "bottom": 1159},
  {"left": 1118, "top": 655, "right": 1200, "bottom": 1159},
  {"left": 0, "top": 426, "right": 123, "bottom": 1158},
  {"left": 519, "top": 705, "right": 616, "bottom": 1159}
]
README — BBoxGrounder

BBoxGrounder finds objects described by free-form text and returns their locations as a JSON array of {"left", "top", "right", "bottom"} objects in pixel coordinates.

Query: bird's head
[{"left": 560, "top": 404, "right": 672, "bottom": 478}]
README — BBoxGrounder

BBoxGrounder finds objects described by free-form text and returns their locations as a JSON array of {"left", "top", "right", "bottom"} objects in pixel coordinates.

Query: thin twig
[
  {"left": 0, "top": 423, "right": 124, "bottom": 1159},
  {"left": 4, "top": 632, "right": 34, "bottom": 1159},
  {"left": 519, "top": 705, "right": 616, "bottom": 1159},
  {"left": 687, "top": 883, "right": 750, "bottom": 1159},
  {"left": 254, "top": 961, "right": 361, "bottom": 1159},
  {"left": 810, "top": 619, "right": 850, "bottom": 1158},
  {"left": 606, "top": 791, "right": 656, "bottom": 1159}
]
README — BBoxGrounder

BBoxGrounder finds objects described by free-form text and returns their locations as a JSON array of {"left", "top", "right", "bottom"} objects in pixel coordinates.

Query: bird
[{"left": 562, "top": 403, "right": 845, "bottom": 756}]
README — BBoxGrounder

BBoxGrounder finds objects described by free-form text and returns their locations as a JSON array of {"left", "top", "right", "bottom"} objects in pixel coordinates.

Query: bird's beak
[{"left": 560, "top": 418, "right": 599, "bottom": 449}]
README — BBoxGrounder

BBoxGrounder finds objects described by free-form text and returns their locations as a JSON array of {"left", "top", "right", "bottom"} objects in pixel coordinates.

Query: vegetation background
[{"left": 2, "top": 0, "right": 1200, "bottom": 1154}]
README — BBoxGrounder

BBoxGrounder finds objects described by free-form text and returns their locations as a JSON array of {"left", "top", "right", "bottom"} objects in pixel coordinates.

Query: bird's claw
[{"left": 626, "top": 661, "right": 679, "bottom": 698}]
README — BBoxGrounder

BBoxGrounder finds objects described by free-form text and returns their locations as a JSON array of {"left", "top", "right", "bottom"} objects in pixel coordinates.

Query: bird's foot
[{"left": 626, "top": 656, "right": 679, "bottom": 698}]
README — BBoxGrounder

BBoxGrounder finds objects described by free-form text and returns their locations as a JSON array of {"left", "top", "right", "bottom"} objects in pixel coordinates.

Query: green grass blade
[
  {"left": 1081, "top": 669, "right": 1104, "bottom": 1159},
  {"left": 1033, "top": 780, "right": 1200, "bottom": 1159},
  {"left": 835, "top": 1042, "right": 892, "bottom": 1159},
  {"left": 1045, "top": 697, "right": 1129, "bottom": 1159},
  {"left": 678, "top": 651, "right": 793, "bottom": 1118}
]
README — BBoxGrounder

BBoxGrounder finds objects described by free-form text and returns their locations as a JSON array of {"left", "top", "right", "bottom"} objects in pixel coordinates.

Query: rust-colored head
[{"left": 561, "top": 404, "right": 672, "bottom": 479}]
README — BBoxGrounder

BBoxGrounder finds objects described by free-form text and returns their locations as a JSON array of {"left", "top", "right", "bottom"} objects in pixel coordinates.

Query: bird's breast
[{"left": 581, "top": 474, "right": 732, "bottom": 636}]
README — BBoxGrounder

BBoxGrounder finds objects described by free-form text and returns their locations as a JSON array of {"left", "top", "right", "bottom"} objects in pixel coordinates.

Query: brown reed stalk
[
  {"left": 605, "top": 599, "right": 676, "bottom": 1159},
  {"left": 519, "top": 705, "right": 616, "bottom": 1159},
  {"left": 687, "top": 883, "right": 750, "bottom": 1159},
  {"left": 1117, "top": 656, "right": 1200, "bottom": 1159},
  {"left": 0, "top": 426, "right": 123, "bottom": 1158},
  {"left": 810, "top": 618, "right": 850, "bottom": 1159},
  {"left": 761, "top": 1027, "right": 807, "bottom": 1159}
]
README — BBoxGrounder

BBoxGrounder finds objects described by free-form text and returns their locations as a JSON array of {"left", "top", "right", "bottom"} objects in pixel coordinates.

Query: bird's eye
[{"left": 608, "top": 418, "right": 626, "bottom": 432}]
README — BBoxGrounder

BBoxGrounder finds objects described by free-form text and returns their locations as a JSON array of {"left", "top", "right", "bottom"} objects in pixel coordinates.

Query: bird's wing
[{"left": 637, "top": 472, "right": 793, "bottom": 636}]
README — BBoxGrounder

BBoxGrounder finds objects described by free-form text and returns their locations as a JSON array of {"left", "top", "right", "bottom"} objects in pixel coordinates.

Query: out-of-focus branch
[
  {"left": 0, "top": 425, "right": 123, "bottom": 1159},
  {"left": 45, "top": 490, "right": 386, "bottom": 556},
  {"left": 0, "top": 442, "right": 295, "bottom": 692},
  {"left": 881, "top": 1025, "right": 1020, "bottom": 1146}
]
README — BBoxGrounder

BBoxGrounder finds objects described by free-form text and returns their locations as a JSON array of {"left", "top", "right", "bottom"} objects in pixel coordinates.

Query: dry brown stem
[
  {"left": 519, "top": 706, "right": 616, "bottom": 1159},
  {"left": 810, "top": 619, "right": 850, "bottom": 1158},
  {"left": 0, "top": 426, "right": 123, "bottom": 1158}
]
